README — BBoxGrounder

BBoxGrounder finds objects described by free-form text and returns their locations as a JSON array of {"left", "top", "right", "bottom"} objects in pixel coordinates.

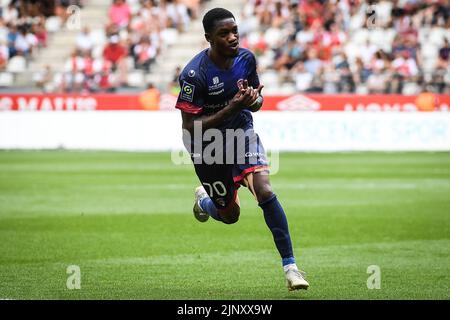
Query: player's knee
[
  {"left": 255, "top": 183, "right": 274, "bottom": 204},
  {"left": 219, "top": 205, "right": 240, "bottom": 224}
]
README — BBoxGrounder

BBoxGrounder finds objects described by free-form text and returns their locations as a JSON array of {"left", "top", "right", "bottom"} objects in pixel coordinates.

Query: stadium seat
[
  {"left": 279, "top": 83, "right": 297, "bottom": 95},
  {"left": 260, "top": 70, "right": 280, "bottom": 87},
  {"left": 6, "top": 56, "right": 26, "bottom": 73},
  {"left": 90, "top": 29, "right": 107, "bottom": 46},
  {"left": 351, "top": 29, "right": 369, "bottom": 45},
  {"left": 45, "top": 16, "right": 62, "bottom": 33},
  {"left": 0, "top": 28, "right": 8, "bottom": 43},
  {"left": 128, "top": 0, "right": 141, "bottom": 15},
  {"left": 422, "top": 44, "right": 439, "bottom": 60},
  {"left": 127, "top": 71, "right": 145, "bottom": 87},
  {"left": 429, "top": 27, "right": 446, "bottom": 47},
  {"left": 264, "top": 28, "right": 284, "bottom": 48},
  {"left": 403, "top": 82, "right": 421, "bottom": 95},
  {"left": 125, "top": 57, "right": 135, "bottom": 71},
  {"left": 91, "top": 45, "right": 104, "bottom": 59},
  {"left": 0, "top": 72, "right": 13, "bottom": 87},
  {"left": 92, "top": 58, "right": 105, "bottom": 73},
  {"left": 160, "top": 28, "right": 179, "bottom": 47}
]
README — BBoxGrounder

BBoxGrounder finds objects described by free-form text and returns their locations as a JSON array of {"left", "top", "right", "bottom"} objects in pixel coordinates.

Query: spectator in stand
[
  {"left": 353, "top": 57, "right": 372, "bottom": 91},
  {"left": 32, "top": 18, "right": 48, "bottom": 48},
  {"left": 133, "top": 36, "right": 157, "bottom": 71},
  {"left": 95, "top": 59, "right": 116, "bottom": 92},
  {"left": 2, "top": 3, "right": 19, "bottom": 24},
  {"left": 55, "top": 0, "right": 84, "bottom": 24},
  {"left": 181, "top": 0, "right": 201, "bottom": 20},
  {"left": 437, "top": 38, "right": 449, "bottom": 69},
  {"left": 367, "top": 68, "right": 389, "bottom": 94},
  {"left": 164, "top": 0, "right": 191, "bottom": 32},
  {"left": 103, "top": 34, "right": 128, "bottom": 86},
  {"left": 273, "top": 39, "right": 302, "bottom": 72},
  {"left": 390, "top": 50, "right": 419, "bottom": 93},
  {"left": 75, "top": 26, "right": 93, "bottom": 53},
  {"left": 62, "top": 49, "right": 85, "bottom": 93},
  {"left": 335, "top": 52, "right": 354, "bottom": 93},
  {"left": 293, "top": 61, "right": 313, "bottom": 92},
  {"left": 140, "top": 83, "right": 161, "bottom": 110},
  {"left": 167, "top": 65, "right": 181, "bottom": 95},
  {"left": 7, "top": 23, "right": 18, "bottom": 58},
  {"left": 304, "top": 48, "right": 322, "bottom": 75},
  {"left": 108, "top": 0, "right": 132, "bottom": 30},
  {"left": 14, "top": 26, "right": 33, "bottom": 58},
  {"left": 240, "top": 0, "right": 450, "bottom": 94},
  {"left": 0, "top": 40, "right": 9, "bottom": 70},
  {"left": 35, "top": 64, "right": 54, "bottom": 92}
]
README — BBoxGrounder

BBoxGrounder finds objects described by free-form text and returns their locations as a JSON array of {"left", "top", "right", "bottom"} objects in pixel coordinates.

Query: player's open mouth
[{"left": 229, "top": 42, "right": 239, "bottom": 50}]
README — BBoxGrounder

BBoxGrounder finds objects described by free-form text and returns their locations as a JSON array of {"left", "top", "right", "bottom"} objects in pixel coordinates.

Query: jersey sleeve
[
  {"left": 175, "top": 71, "right": 205, "bottom": 115},
  {"left": 247, "top": 52, "right": 260, "bottom": 89}
]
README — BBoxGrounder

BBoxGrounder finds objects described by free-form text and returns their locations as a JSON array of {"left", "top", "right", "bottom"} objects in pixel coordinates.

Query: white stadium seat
[
  {"left": 90, "top": 29, "right": 107, "bottom": 46},
  {"left": 6, "top": 56, "right": 26, "bottom": 73},
  {"left": 160, "top": 28, "right": 179, "bottom": 47},
  {"left": 0, "top": 72, "right": 14, "bottom": 87},
  {"left": 127, "top": 71, "right": 145, "bottom": 87},
  {"left": 45, "top": 16, "right": 62, "bottom": 33}
]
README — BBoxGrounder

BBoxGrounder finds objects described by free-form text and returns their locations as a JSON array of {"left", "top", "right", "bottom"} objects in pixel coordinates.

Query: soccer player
[{"left": 175, "top": 8, "right": 309, "bottom": 291}]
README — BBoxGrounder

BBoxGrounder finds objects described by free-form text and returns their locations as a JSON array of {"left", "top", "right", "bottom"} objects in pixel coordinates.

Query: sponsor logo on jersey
[
  {"left": 208, "top": 75, "right": 224, "bottom": 91},
  {"left": 181, "top": 81, "right": 195, "bottom": 102},
  {"left": 208, "top": 88, "right": 225, "bottom": 96}
]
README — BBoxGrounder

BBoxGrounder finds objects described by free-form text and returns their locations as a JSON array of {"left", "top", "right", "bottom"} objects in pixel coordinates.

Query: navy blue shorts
[{"left": 186, "top": 128, "right": 269, "bottom": 210}]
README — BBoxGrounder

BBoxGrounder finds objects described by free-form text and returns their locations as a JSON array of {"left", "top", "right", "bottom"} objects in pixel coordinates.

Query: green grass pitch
[{"left": 0, "top": 151, "right": 449, "bottom": 299}]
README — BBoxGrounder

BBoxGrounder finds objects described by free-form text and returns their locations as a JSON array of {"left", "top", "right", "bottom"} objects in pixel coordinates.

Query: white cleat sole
[{"left": 193, "top": 186, "right": 209, "bottom": 222}]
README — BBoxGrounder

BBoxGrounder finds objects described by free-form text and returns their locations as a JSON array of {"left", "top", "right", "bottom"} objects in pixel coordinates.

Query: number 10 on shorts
[{"left": 203, "top": 181, "right": 227, "bottom": 197}]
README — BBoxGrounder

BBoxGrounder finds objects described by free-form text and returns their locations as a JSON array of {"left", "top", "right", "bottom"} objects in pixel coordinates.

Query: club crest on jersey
[
  {"left": 181, "top": 81, "right": 195, "bottom": 102},
  {"left": 208, "top": 76, "right": 224, "bottom": 91}
]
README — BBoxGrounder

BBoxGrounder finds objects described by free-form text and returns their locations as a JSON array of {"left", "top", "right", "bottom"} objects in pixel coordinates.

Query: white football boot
[
  {"left": 193, "top": 186, "right": 209, "bottom": 222},
  {"left": 285, "top": 266, "right": 309, "bottom": 291}
]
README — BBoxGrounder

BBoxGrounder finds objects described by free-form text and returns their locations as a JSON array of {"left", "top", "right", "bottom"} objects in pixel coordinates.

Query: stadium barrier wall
[
  {"left": 1, "top": 93, "right": 449, "bottom": 112},
  {"left": 1, "top": 111, "right": 450, "bottom": 151}
]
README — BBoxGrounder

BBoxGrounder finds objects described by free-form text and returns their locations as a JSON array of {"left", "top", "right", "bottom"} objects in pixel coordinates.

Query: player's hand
[
  {"left": 247, "top": 84, "right": 264, "bottom": 112},
  {"left": 236, "top": 80, "right": 262, "bottom": 108}
]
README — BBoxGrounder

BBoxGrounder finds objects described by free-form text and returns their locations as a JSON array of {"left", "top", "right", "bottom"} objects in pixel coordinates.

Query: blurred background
[
  {"left": 0, "top": 0, "right": 449, "bottom": 95},
  {"left": 0, "top": 0, "right": 449, "bottom": 300},
  {"left": 0, "top": 0, "right": 449, "bottom": 151}
]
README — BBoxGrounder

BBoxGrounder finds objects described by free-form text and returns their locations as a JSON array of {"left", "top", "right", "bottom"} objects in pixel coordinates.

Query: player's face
[{"left": 209, "top": 18, "right": 239, "bottom": 58}]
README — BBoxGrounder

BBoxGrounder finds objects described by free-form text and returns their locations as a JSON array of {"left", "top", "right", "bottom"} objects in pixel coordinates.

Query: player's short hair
[{"left": 202, "top": 8, "right": 235, "bottom": 33}]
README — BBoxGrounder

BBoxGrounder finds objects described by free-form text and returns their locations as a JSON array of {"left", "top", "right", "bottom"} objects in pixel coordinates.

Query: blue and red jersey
[{"left": 175, "top": 48, "right": 260, "bottom": 130}]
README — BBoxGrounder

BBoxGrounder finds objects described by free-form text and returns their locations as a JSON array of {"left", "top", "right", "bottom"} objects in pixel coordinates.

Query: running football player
[{"left": 175, "top": 8, "right": 309, "bottom": 291}]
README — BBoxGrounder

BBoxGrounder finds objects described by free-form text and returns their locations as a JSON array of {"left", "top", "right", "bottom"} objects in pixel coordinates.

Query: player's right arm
[{"left": 180, "top": 87, "right": 259, "bottom": 133}]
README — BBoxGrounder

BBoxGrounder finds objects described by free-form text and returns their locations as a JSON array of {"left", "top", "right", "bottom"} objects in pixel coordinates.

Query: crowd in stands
[
  {"left": 0, "top": 1, "right": 84, "bottom": 72},
  {"left": 60, "top": 0, "right": 205, "bottom": 93},
  {"left": 1, "top": 0, "right": 449, "bottom": 95},
  {"left": 238, "top": 0, "right": 450, "bottom": 94}
]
